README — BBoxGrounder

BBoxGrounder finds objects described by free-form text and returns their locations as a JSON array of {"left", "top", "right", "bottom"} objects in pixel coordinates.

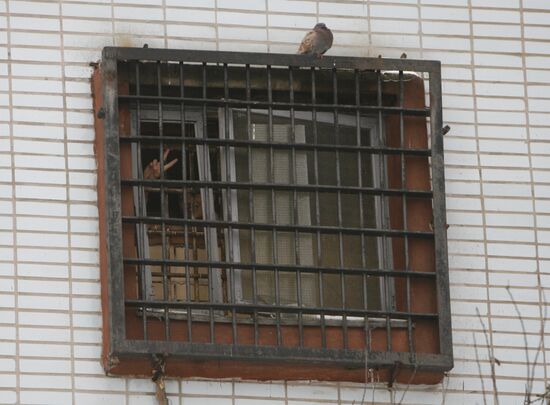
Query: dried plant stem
[
  {"left": 360, "top": 350, "right": 369, "bottom": 405},
  {"left": 440, "top": 373, "right": 450, "bottom": 405},
  {"left": 506, "top": 286, "right": 534, "bottom": 403},
  {"left": 476, "top": 308, "right": 499, "bottom": 405},
  {"left": 372, "top": 369, "right": 378, "bottom": 405},
  {"left": 396, "top": 366, "right": 418, "bottom": 405},
  {"left": 473, "top": 330, "right": 488, "bottom": 405}
]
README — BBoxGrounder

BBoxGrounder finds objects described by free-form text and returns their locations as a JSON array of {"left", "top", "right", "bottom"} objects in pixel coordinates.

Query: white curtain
[{"left": 249, "top": 123, "right": 318, "bottom": 307}]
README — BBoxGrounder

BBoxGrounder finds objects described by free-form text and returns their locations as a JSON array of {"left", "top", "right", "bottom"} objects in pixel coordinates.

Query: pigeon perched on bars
[{"left": 297, "top": 23, "right": 333, "bottom": 58}]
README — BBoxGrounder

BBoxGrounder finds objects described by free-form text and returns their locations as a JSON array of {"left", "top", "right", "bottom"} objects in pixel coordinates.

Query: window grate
[{"left": 100, "top": 47, "right": 451, "bottom": 371}]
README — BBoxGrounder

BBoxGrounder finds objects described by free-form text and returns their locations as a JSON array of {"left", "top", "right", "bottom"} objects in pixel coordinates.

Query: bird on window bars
[{"left": 297, "top": 23, "right": 333, "bottom": 58}]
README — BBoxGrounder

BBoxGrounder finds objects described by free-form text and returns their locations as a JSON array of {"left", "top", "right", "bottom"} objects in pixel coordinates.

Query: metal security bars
[{"left": 100, "top": 47, "right": 452, "bottom": 372}]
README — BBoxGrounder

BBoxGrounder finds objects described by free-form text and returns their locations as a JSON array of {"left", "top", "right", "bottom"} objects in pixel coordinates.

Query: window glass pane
[
  {"left": 133, "top": 107, "right": 384, "bottom": 311},
  {"left": 133, "top": 110, "right": 225, "bottom": 304},
  {"left": 230, "top": 110, "right": 382, "bottom": 310}
]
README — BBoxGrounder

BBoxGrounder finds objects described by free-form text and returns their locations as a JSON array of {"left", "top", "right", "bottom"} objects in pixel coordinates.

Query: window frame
[
  {"left": 133, "top": 105, "right": 392, "bottom": 314},
  {"left": 96, "top": 47, "right": 452, "bottom": 378},
  {"left": 131, "top": 108, "right": 224, "bottom": 304},
  {"left": 220, "top": 108, "right": 392, "bottom": 309}
]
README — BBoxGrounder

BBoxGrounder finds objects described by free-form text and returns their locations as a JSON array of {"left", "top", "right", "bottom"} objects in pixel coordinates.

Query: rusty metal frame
[{"left": 100, "top": 46, "right": 452, "bottom": 372}]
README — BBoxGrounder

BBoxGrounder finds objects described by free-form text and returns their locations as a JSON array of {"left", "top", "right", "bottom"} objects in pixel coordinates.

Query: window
[{"left": 93, "top": 47, "right": 452, "bottom": 382}]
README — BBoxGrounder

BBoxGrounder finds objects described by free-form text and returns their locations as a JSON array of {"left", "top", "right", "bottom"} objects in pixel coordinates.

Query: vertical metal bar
[
  {"left": 135, "top": 61, "right": 148, "bottom": 341},
  {"left": 245, "top": 64, "right": 259, "bottom": 346},
  {"left": 289, "top": 66, "right": 304, "bottom": 348},
  {"left": 399, "top": 70, "right": 414, "bottom": 356},
  {"left": 102, "top": 49, "right": 126, "bottom": 350},
  {"left": 267, "top": 65, "right": 282, "bottom": 347},
  {"left": 202, "top": 62, "right": 215, "bottom": 343},
  {"left": 429, "top": 66, "right": 453, "bottom": 362},
  {"left": 179, "top": 62, "right": 192, "bottom": 343},
  {"left": 223, "top": 63, "right": 238, "bottom": 345},
  {"left": 157, "top": 61, "right": 171, "bottom": 341},
  {"left": 311, "top": 66, "right": 326, "bottom": 348},
  {"left": 332, "top": 68, "right": 348, "bottom": 349},
  {"left": 377, "top": 70, "right": 392, "bottom": 352},
  {"left": 355, "top": 69, "right": 371, "bottom": 352},
  {"left": 333, "top": 68, "right": 348, "bottom": 349}
]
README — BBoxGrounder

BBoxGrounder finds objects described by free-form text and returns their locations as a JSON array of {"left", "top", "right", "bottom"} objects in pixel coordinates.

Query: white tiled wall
[{"left": 1, "top": 1, "right": 549, "bottom": 404}]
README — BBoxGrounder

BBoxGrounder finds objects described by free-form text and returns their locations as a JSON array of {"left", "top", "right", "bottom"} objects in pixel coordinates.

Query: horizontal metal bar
[
  {"left": 119, "top": 339, "right": 365, "bottom": 365},
  {"left": 106, "top": 47, "right": 442, "bottom": 74},
  {"left": 124, "top": 299, "right": 438, "bottom": 319},
  {"left": 114, "top": 339, "right": 452, "bottom": 370},
  {"left": 123, "top": 257, "right": 437, "bottom": 279},
  {"left": 119, "top": 94, "right": 430, "bottom": 117},
  {"left": 121, "top": 215, "right": 434, "bottom": 239},
  {"left": 119, "top": 135, "right": 432, "bottom": 157},
  {"left": 141, "top": 309, "right": 408, "bottom": 328},
  {"left": 366, "top": 352, "right": 453, "bottom": 372},
  {"left": 120, "top": 178, "right": 433, "bottom": 198}
]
